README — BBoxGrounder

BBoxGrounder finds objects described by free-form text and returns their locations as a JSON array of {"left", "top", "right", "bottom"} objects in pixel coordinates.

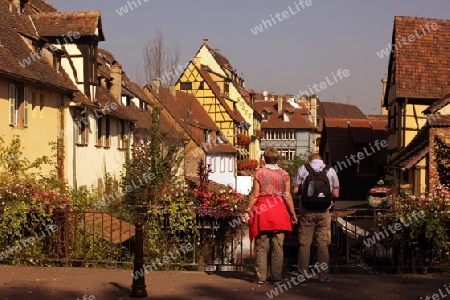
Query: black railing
[{"left": 1, "top": 205, "right": 448, "bottom": 274}]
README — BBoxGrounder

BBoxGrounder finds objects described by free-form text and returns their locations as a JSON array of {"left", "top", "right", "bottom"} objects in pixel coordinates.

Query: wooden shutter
[
  {"left": 24, "top": 87, "right": 29, "bottom": 127},
  {"left": 9, "top": 84, "right": 16, "bottom": 126}
]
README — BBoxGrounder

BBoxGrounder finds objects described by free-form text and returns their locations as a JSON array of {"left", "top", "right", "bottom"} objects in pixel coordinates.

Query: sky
[{"left": 49, "top": 0, "right": 450, "bottom": 115}]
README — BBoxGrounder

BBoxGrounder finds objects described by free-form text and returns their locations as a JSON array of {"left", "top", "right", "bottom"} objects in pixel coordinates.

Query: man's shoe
[
  {"left": 257, "top": 280, "right": 266, "bottom": 285},
  {"left": 318, "top": 277, "right": 331, "bottom": 283},
  {"left": 298, "top": 277, "right": 308, "bottom": 283}
]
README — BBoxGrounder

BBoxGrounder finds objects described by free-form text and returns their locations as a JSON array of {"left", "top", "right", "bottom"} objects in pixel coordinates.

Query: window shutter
[
  {"left": 9, "top": 84, "right": 16, "bottom": 126},
  {"left": 85, "top": 116, "right": 89, "bottom": 145},
  {"left": 95, "top": 118, "right": 99, "bottom": 146},
  {"left": 24, "top": 87, "right": 29, "bottom": 127}
]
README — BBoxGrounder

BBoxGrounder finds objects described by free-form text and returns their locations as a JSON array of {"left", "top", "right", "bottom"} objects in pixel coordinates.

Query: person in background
[
  {"left": 293, "top": 153, "right": 339, "bottom": 283},
  {"left": 243, "top": 147, "right": 297, "bottom": 284}
]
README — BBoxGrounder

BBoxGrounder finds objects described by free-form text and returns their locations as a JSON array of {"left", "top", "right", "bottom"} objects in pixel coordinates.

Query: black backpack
[{"left": 301, "top": 163, "right": 332, "bottom": 209}]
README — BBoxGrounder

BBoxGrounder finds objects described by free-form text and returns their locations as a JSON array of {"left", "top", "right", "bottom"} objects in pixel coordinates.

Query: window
[
  {"left": 220, "top": 157, "right": 225, "bottom": 173},
  {"left": 204, "top": 129, "right": 211, "bottom": 143},
  {"left": 280, "top": 149, "right": 296, "bottom": 160},
  {"left": 23, "top": 88, "right": 29, "bottom": 127},
  {"left": 118, "top": 120, "right": 126, "bottom": 149},
  {"left": 228, "top": 157, "right": 234, "bottom": 172},
  {"left": 32, "top": 92, "right": 37, "bottom": 110},
  {"left": 9, "top": 84, "right": 28, "bottom": 128},
  {"left": 39, "top": 94, "right": 44, "bottom": 110},
  {"left": 199, "top": 81, "right": 204, "bottom": 90},
  {"left": 105, "top": 116, "right": 110, "bottom": 148},
  {"left": 9, "top": 84, "right": 18, "bottom": 126},
  {"left": 53, "top": 54, "right": 61, "bottom": 73},
  {"left": 74, "top": 110, "right": 89, "bottom": 146},
  {"left": 180, "top": 82, "right": 192, "bottom": 90},
  {"left": 224, "top": 82, "right": 229, "bottom": 96},
  {"left": 96, "top": 117, "right": 103, "bottom": 147}
]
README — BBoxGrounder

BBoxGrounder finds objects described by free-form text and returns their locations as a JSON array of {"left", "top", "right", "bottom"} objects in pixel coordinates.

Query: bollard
[{"left": 130, "top": 221, "right": 147, "bottom": 297}]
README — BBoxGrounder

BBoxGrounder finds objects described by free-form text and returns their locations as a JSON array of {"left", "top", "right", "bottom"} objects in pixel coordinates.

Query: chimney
[
  {"left": 203, "top": 39, "right": 209, "bottom": 46},
  {"left": 310, "top": 95, "right": 318, "bottom": 127},
  {"left": 110, "top": 62, "right": 122, "bottom": 104},
  {"left": 285, "top": 94, "right": 295, "bottom": 102},
  {"left": 151, "top": 79, "right": 160, "bottom": 95},
  {"left": 381, "top": 78, "right": 387, "bottom": 113},
  {"left": 169, "top": 85, "right": 177, "bottom": 98},
  {"left": 10, "top": 0, "right": 27, "bottom": 14},
  {"left": 277, "top": 96, "right": 283, "bottom": 114}
]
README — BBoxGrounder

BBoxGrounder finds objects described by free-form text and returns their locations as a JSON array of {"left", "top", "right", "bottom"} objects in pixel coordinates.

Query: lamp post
[{"left": 130, "top": 220, "right": 147, "bottom": 297}]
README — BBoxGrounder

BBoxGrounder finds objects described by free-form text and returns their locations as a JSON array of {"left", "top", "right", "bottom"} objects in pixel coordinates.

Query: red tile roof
[
  {"left": 325, "top": 118, "right": 387, "bottom": 130},
  {"left": 325, "top": 117, "right": 387, "bottom": 144},
  {"left": 390, "top": 115, "right": 450, "bottom": 168},
  {"left": 32, "top": 10, "right": 105, "bottom": 40},
  {"left": 82, "top": 212, "right": 135, "bottom": 244},
  {"left": 423, "top": 94, "right": 450, "bottom": 114},
  {"left": 318, "top": 101, "right": 366, "bottom": 119},
  {"left": 253, "top": 100, "right": 314, "bottom": 129},
  {"left": 26, "top": 0, "right": 57, "bottom": 14},
  {"left": 0, "top": 0, "right": 75, "bottom": 91},
  {"left": 385, "top": 16, "right": 450, "bottom": 101}
]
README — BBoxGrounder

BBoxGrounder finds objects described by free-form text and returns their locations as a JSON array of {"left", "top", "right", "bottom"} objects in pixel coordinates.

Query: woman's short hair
[{"left": 263, "top": 147, "right": 279, "bottom": 164}]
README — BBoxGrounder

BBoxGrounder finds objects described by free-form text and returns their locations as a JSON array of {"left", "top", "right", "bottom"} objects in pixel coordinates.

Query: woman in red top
[{"left": 243, "top": 147, "right": 297, "bottom": 284}]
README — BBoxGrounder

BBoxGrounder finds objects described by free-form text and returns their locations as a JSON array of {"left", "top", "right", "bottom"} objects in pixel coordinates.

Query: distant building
[
  {"left": 320, "top": 117, "right": 388, "bottom": 200},
  {"left": 253, "top": 92, "right": 315, "bottom": 160}
]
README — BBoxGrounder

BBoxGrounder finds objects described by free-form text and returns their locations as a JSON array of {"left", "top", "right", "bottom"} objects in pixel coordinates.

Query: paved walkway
[{"left": 1, "top": 265, "right": 450, "bottom": 299}]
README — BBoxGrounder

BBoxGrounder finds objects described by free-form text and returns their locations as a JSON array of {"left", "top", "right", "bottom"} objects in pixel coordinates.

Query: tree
[
  {"left": 141, "top": 27, "right": 180, "bottom": 87},
  {"left": 122, "top": 105, "right": 185, "bottom": 205}
]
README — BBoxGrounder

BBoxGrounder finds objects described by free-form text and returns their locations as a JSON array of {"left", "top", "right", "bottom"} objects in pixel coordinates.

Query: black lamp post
[{"left": 130, "top": 220, "right": 147, "bottom": 297}]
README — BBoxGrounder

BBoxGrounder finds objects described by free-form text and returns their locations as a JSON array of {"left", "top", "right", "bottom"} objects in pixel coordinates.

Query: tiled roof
[
  {"left": 25, "top": 0, "right": 57, "bottom": 14},
  {"left": 386, "top": 16, "right": 450, "bottom": 100},
  {"left": 390, "top": 115, "right": 450, "bottom": 168},
  {"left": 253, "top": 100, "right": 314, "bottom": 129},
  {"left": 83, "top": 212, "right": 135, "bottom": 244},
  {"left": 325, "top": 118, "right": 387, "bottom": 130},
  {"left": 95, "top": 86, "right": 138, "bottom": 122},
  {"left": 32, "top": 10, "right": 105, "bottom": 40},
  {"left": 317, "top": 102, "right": 366, "bottom": 119},
  {"left": 0, "top": 1, "right": 75, "bottom": 91},
  {"left": 185, "top": 176, "right": 234, "bottom": 193},
  {"left": 428, "top": 114, "right": 450, "bottom": 127},
  {"left": 389, "top": 126, "right": 429, "bottom": 168},
  {"left": 423, "top": 94, "right": 450, "bottom": 114},
  {"left": 206, "top": 47, "right": 233, "bottom": 71},
  {"left": 196, "top": 64, "right": 246, "bottom": 123}
]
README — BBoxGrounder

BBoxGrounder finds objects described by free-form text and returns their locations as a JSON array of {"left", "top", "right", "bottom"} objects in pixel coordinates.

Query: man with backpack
[{"left": 293, "top": 153, "right": 339, "bottom": 283}]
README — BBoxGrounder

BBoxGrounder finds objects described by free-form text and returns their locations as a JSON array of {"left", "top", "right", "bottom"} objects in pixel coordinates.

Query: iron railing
[{"left": 1, "top": 205, "right": 448, "bottom": 274}]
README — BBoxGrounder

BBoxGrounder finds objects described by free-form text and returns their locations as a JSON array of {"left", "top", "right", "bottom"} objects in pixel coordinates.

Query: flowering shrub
[
  {"left": 194, "top": 159, "right": 246, "bottom": 218},
  {"left": 237, "top": 159, "right": 259, "bottom": 170},
  {"left": 236, "top": 133, "right": 251, "bottom": 146},
  {"left": 194, "top": 188, "right": 245, "bottom": 217},
  {"left": 389, "top": 185, "right": 450, "bottom": 269}
]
